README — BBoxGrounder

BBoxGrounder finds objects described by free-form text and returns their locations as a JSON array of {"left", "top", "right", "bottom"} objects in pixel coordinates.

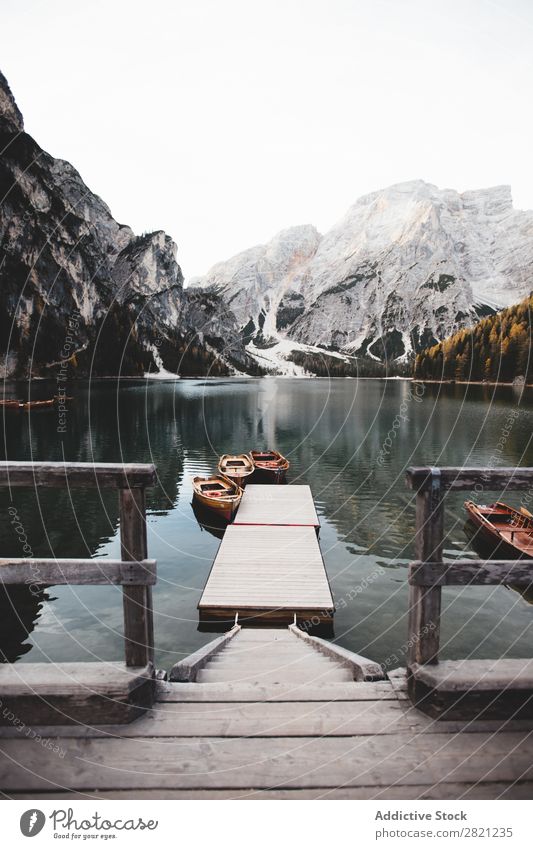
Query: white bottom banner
[{"left": 2, "top": 799, "right": 531, "bottom": 847}]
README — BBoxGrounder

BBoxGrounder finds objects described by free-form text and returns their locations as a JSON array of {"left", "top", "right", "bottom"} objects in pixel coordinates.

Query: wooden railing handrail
[
  {"left": 0, "top": 461, "right": 157, "bottom": 488},
  {"left": 0, "top": 558, "right": 156, "bottom": 586},
  {"left": 0, "top": 460, "right": 157, "bottom": 668},
  {"left": 406, "top": 465, "right": 533, "bottom": 492},
  {"left": 409, "top": 559, "right": 533, "bottom": 588},
  {"left": 406, "top": 465, "right": 533, "bottom": 667}
]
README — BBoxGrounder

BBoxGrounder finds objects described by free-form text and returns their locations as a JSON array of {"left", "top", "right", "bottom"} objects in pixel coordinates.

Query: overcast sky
[{"left": 2, "top": 0, "right": 533, "bottom": 278}]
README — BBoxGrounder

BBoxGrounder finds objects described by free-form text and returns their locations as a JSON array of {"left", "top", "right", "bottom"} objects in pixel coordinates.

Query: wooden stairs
[
  {"left": 169, "top": 624, "right": 385, "bottom": 685},
  {"left": 194, "top": 628, "right": 354, "bottom": 685}
]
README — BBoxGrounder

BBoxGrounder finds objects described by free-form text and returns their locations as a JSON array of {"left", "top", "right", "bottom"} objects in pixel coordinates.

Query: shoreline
[{"left": 1, "top": 375, "right": 531, "bottom": 387}]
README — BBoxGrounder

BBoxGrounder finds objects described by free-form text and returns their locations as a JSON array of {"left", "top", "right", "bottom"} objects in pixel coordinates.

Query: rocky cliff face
[
  {"left": 0, "top": 70, "right": 256, "bottom": 378},
  {"left": 194, "top": 180, "right": 533, "bottom": 364},
  {"left": 191, "top": 225, "right": 321, "bottom": 346}
]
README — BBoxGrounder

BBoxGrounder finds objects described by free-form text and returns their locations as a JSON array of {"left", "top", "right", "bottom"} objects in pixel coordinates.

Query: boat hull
[
  {"left": 192, "top": 474, "right": 243, "bottom": 522},
  {"left": 193, "top": 491, "right": 239, "bottom": 522},
  {"left": 250, "top": 450, "right": 289, "bottom": 484},
  {"left": 465, "top": 501, "right": 532, "bottom": 559},
  {"left": 252, "top": 465, "right": 288, "bottom": 484}
]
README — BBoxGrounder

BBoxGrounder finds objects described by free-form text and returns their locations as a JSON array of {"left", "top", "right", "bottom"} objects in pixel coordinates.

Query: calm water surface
[{"left": 1, "top": 378, "right": 532, "bottom": 670}]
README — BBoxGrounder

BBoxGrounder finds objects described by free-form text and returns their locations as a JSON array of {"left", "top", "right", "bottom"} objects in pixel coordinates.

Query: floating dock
[
  {"left": 198, "top": 524, "right": 333, "bottom": 624},
  {"left": 234, "top": 484, "right": 320, "bottom": 529},
  {"left": 198, "top": 485, "right": 331, "bottom": 624}
]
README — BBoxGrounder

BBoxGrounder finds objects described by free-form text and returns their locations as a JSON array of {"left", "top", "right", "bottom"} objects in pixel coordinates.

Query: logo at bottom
[{"left": 20, "top": 810, "right": 46, "bottom": 837}]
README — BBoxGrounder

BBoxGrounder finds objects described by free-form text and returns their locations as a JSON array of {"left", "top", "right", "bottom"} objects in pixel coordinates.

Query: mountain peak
[
  {"left": 193, "top": 179, "right": 533, "bottom": 365},
  {"left": 0, "top": 69, "right": 24, "bottom": 133}
]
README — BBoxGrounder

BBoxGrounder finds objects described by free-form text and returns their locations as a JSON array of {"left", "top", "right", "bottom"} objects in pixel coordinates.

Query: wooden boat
[
  {"left": 21, "top": 399, "right": 56, "bottom": 410},
  {"left": 217, "top": 453, "right": 255, "bottom": 486},
  {"left": 250, "top": 449, "right": 290, "bottom": 483},
  {"left": 192, "top": 474, "right": 243, "bottom": 522},
  {"left": 464, "top": 500, "right": 533, "bottom": 559},
  {"left": 0, "top": 396, "right": 72, "bottom": 411}
]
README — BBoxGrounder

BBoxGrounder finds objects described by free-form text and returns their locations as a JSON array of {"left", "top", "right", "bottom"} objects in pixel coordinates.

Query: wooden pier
[
  {"left": 198, "top": 524, "right": 333, "bottom": 624},
  {"left": 1, "top": 462, "right": 533, "bottom": 799},
  {"left": 199, "top": 484, "right": 330, "bottom": 624},
  {"left": 234, "top": 484, "right": 320, "bottom": 529}
]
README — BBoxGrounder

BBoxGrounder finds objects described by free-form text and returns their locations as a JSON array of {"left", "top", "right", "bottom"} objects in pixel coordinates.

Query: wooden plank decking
[
  {"left": 2, "top": 666, "right": 533, "bottom": 799},
  {"left": 198, "top": 525, "right": 333, "bottom": 623},
  {"left": 234, "top": 484, "right": 320, "bottom": 528}
]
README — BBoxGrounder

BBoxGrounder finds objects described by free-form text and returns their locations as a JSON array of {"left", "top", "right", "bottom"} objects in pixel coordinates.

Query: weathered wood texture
[
  {"left": 406, "top": 466, "right": 533, "bottom": 720},
  {"left": 193, "top": 627, "right": 352, "bottom": 686},
  {"left": 0, "top": 462, "right": 157, "bottom": 724},
  {"left": 0, "top": 558, "right": 156, "bottom": 585},
  {"left": 409, "top": 661, "right": 533, "bottom": 720},
  {"left": 156, "top": 680, "right": 400, "bottom": 702},
  {"left": 406, "top": 466, "right": 533, "bottom": 492},
  {"left": 3, "top": 730, "right": 533, "bottom": 792},
  {"left": 412, "top": 659, "right": 533, "bottom": 691},
  {"left": 288, "top": 624, "right": 385, "bottom": 681},
  {"left": 199, "top": 525, "right": 334, "bottom": 621},
  {"left": 234, "top": 485, "right": 320, "bottom": 528},
  {"left": 0, "top": 663, "right": 153, "bottom": 726},
  {"left": 9, "top": 784, "right": 533, "bottom": 800},
  {"left": 0, "top": 700, "right": 417, "bottom": 738},
  {"left": 0, "top": 461, "right": 156, "bottom": 488},
  {"left": 407, "top": 470, "right": 443, "bottom": 666},
  {"left": 409, "top": 559, "right": 533, "bottom": 587},
  {"left": 169, "top": 624, "right": 241, "bottom": 682},
  {"left": 2, "top": 671, "right": 532, "bottom": 798},
  {"left": 119, "top": 487, "right": 153, "bottom": 668}
]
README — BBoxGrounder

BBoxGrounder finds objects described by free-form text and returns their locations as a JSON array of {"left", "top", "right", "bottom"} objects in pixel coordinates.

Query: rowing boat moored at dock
[
  {"left": 250, "top": 449, "right": 289, "bottom": 483},
  {"left": 465, "top": 500, "right": 533, "bottom": 559},
  {"left": 192, "top": 474, "right": 243, "bottom": 522},
  {"left": 218, "top": 453, "right": 255, "bottom": 487}
]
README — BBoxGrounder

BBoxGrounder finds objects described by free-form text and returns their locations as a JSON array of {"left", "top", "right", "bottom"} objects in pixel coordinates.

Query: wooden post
[
  {"left": 119, "top": 487, "right": 154, "bottom": 667},
  {"left": 407, "top": 469, "right": 444, "bottom": 666}
]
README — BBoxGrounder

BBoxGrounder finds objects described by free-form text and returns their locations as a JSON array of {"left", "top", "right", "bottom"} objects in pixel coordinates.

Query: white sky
[{"left": 2, "top": 0, "right": 533, "bottom": 279}]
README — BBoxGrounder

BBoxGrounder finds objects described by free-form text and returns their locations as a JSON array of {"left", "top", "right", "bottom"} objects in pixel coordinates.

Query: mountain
[
  {"left": 414, "top": 292, "right": 532, "bottom": 383},
  {"left": 0, "top": 70, "right": 259, "bottom": 378},
  {"left": 193, "top": 181, "right": 533, "bottom": 368}
]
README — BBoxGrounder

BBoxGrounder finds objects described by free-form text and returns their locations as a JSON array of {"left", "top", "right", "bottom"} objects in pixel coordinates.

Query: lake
[{"left": 1, "top": 377, "right": 533, "bottom": 672}]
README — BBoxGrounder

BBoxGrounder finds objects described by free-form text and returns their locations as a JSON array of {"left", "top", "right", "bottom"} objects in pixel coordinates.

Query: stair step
[
  {"left": 196, "top": 666, "right": 353, "bottom": 684},
  {"left": 210, "top": 656, "right": 337, "bottom": 669},
  {"left": 238, "top": 628, "right": 291, "bottom": 634},
  {"left": 212, "top": 650, "right": 324, "bottom": 662}
]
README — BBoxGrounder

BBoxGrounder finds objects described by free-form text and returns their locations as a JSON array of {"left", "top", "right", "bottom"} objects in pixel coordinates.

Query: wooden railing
[
  {"left": 0, "top": 461, "right": 157, "bottom": 668},
  {"left": 405, "top": 466, "right": 533, "bottom": 667}
]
